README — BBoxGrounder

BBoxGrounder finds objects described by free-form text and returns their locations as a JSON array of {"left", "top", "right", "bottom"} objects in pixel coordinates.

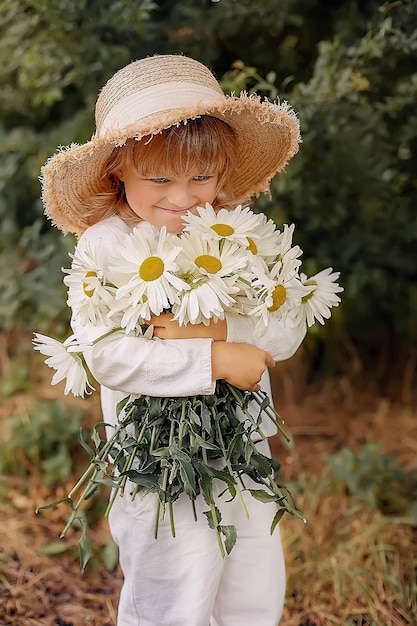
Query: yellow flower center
[
  {"left": 211, "top": 223, "right": 234, "bottom": 237},
  {"left": 195, "top": 254, "right": 222, "bottom": 274},
  {"left": 83, "top": 271, "right": 97, "bottom": 297},
  {"left": 246, "top": 237, "right": 258, "bottom": 254},
  {"left": 268, "top": 285, "right": 287, "bottom": 312},
  {"left": 139, "top": 256, "right": 164, "bottom": 281}
]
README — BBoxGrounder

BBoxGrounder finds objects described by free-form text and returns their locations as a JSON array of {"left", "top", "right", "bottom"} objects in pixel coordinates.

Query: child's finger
[
  {"left": 149, "top": 313, "right": 172, "bottom": 327},
  {"left": 265, "top": 352, "right": 276, "bottom": 368}
]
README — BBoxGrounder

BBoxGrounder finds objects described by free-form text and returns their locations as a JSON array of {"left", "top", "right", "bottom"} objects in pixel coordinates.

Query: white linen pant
[{"left": 108, "top": 441, "right": 286, "bottom": 626}]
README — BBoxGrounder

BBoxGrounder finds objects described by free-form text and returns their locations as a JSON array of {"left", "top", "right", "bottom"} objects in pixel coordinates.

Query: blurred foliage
[
  {"left": 0, "top": 399, "right": 86, "bottom": 485},
  {"left": 0, "top": 0, "right": 416, "bottom": 384},
  {"left": 327, "top": 443, "right": 417, "bottom": 521}
]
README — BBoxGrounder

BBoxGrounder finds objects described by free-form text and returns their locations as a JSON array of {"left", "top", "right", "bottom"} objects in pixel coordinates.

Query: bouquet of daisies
[{"left": 34, "top": 204, "right": 343, "bottom": 565}]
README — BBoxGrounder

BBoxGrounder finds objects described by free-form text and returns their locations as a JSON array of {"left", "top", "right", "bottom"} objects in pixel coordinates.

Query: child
[{"left": 41, "top": 54, "right": 306, "bottom": 626}]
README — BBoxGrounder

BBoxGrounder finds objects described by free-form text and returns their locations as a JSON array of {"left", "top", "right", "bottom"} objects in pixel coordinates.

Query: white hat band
[{"left": 97, "top": 82, "right": 226, "bottom": 138}]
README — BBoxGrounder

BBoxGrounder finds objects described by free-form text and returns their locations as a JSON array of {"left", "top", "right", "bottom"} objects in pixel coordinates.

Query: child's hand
[
  {"left": 211, "top": 342, "right": 275, "bottom": 392},
  {"left": 150, "top": 314, "right": 227, "bottom": 341}
]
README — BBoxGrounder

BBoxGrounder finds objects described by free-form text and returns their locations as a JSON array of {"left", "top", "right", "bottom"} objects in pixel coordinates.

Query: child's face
[{"left": 119, "top": 165, "right": 219, "bottom": 233}]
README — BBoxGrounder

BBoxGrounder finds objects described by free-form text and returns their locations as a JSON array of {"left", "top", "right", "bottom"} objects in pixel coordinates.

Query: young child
[{"left": 41, "top": 54, "right": 306, "bottom": 626}]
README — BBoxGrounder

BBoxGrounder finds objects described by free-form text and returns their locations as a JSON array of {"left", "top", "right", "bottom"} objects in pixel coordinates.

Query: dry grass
[
  {"left": 280, "top": 486, "right": 416, "bottom": 625},
  {"left": 0, "top": 499, "right": 121, "bottom": 625},
  {"left": 1, "top": 356, "right": 416, "bottom": 625},
  {"left": 1, "top": 470, "right": 415, "bottom": 626}
]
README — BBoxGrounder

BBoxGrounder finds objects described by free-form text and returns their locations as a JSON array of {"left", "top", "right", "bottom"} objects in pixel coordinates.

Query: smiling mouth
[{"left": 159, "top": 206, "right": 193, "bottom": 215}]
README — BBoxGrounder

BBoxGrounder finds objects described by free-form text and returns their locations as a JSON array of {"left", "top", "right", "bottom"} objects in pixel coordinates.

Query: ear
[{"left": 115, "top": 170, "right": 124, "bottom": 181}]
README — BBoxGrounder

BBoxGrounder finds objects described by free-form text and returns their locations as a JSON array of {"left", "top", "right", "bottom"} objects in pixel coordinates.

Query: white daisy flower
[
  {"left": 268, "top": 242, "right": 304, "bottom": 286},
  {"left": 178, "top": 229, "right": 250, "bottom": 280},
  {"left": 63, "top": 241, "right": 116, "bottom": 327},
  {"left": 172, "top": 274, "right": 238, "bottom": 326},
  {"left": 172, "top": 231, "right": 248, "bottom": 325},
  {"left": 110, "top": 226, "right": 190, "bottom": 317},
  {"left": 182, "top": 203, "right": 262, "bottom": 247},
  {"left": 244, "top": 213, "right": 282, "bottom": 262},
  {"left": 32, "top": 333, "right": 94, "bottom": 398},
  {"left": 275, "top": 223, "right": 297, "bottom": 257},
  {"left": 294, "top": 268, "right": 344, "bottom": 327},
  {"left": 249, "top": 259, "right": 310, "bottom": 330},
  {"left": 107, "top": 294, "right": 151, "bottom": 334}
]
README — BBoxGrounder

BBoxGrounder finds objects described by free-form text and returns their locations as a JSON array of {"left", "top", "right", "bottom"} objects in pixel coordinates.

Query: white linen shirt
[{"left": 70, "top": 215, "right": 306, "bottom": 437}]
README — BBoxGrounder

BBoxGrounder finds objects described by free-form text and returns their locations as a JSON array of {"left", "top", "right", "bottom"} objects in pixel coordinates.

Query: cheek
[{"left": 204, "top": 181, "right": 219, "bottom": 202}]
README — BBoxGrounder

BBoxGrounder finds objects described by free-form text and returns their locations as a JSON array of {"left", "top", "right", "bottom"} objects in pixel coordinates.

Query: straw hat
[{"left": 41, "top": 54, "right": 301, "bottom": 236}]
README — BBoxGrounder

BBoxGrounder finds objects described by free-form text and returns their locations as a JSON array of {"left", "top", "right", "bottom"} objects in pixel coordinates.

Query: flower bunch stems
[
  {"left": 41, "top": 381, "right": 303, "bottom": 567},
  {"left": 59, "top": 412, "right": 134, "bottom": 537}
]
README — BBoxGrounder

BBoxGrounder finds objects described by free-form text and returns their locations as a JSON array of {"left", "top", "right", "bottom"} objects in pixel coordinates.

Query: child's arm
[
  {"left": 150, "top": 312, "right": 297, "bottom": 392},
  {"left": 150, "top": 314, "right": 227, "bottom": 341},
  {"left": 211, "top": 341, "right": 275, "bottom": 392},
  {"left": 150, "top": 314, "right": 277, "bottom": 390},
  {"left": 150, "top": 311, "right": 306, "bottom": 363}
]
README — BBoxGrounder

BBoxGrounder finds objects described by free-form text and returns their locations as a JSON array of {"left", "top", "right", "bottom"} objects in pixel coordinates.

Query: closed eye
[{"left": 149, "top": 177, "right": 169, "bottom": 183}]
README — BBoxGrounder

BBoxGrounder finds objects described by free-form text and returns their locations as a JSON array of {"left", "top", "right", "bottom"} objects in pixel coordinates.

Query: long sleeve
[
  {"left": 76, "top": 321, "right": 215, "bottom": 398},
  {"left": 224, "top": 310, "right": 306, "bottom": 438},
  {"left": 225, "top": 311, "right": 306, "bottom": 362}
]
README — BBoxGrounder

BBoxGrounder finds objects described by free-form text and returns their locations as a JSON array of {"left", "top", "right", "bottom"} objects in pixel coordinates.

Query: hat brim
[{"left": 41, "top": 93, "right": 300, "bottom": 236}]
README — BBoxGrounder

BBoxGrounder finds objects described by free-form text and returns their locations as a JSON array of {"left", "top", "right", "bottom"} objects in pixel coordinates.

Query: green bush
[
  {"left": 326, "top": 443, "right": 417, "bottom": 520},
  {"left": 0, "top": 0, "right": 415, "bottom": 380},
  {"left": 0, "top": 399, "right": 87, "bottom": 485}
]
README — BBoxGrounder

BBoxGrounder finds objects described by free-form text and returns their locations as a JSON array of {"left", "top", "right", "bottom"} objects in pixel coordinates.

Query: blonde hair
[{"left": 83, "top": 116, "right": 238, "bottom": 225}]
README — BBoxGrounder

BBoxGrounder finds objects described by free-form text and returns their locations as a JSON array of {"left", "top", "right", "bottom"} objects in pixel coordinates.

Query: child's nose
[{"left": 166, "top": 183, "right": 192, "bottom": 207}]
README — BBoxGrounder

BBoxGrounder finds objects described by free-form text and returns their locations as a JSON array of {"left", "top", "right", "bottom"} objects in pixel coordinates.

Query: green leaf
[
  {"left": 40, "top": 541, "right": 69, "bottom": 555},
  {"left": 148, "top": 396, "right": 163, "bottom": 420},
  {"left": 250, "top": 452, "right": 273, "bottom": 477},
  {"left": 211, "top": 468, "right": 237, "bottom": 499},
  {"left": 270, "top": 508, "right": 286, "bottom": 535},
  {"left": 79, "top": 525, "right": 92, "bottom": 573},
  {"left": 116, "top": 396, "right": 131, "bottom": 415},
  {"left": 189, "top": 408, "right": 201, "bottom": 426},
  {"left": 248, "top": 489, "right": 278, "bottom": 503},
  {"left": 203, "top": 505, "right": 222, "bottom": 530},
  {"left": 78, "top": 428, "right": 94, "bottom": 459},
  {"left": 91, "top": 427, "right": 102, "bottom": 449},
  {"left": 225, "top": 430, "right": 245, "bottom": 462},
  {"left": 94, "top": 476, "right": 121, "bottom": 489},
  {"left": 200, "top": 403, "right": 212, "bottom": 433},
  {"left": 220, "top": 524, "right": 237, "bottom": 554},
  {"left": 36, "top": 496, "right": 74, "bottom": 513},
  {"left": 179, "top": 459, "right": 197, "bottom": 497},
  {"left": 100, "top": 538, "right": 119, "bottom": 571},
  {"left": 191, "top": 432, "right": 220, "bottom": 452},
  {"left": 122, "top": 470, "right": 159, "bottom": 491}
]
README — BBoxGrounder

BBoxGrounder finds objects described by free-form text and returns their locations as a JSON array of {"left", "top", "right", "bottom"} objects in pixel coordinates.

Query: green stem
[
  {"left": 61, "top": 467, "right": 100, "bottom": 537},
  {"left": 225, "top": 383, "right": 266, "bottom": 440},
  {"left": 169, "top": 499, "right": 176, "bottom": 537},
  {"left": 68, "top": 411, "right": 133, "bottom": 499},
  {"left": 65, "top": 402, "right": 138, "bottom": 533},
  {"left": 251, "top": 390, "right": 291, "bottom": 443},
  {"left": 213, "top": 409, "right": 249, "bottom": 520},
  {"left": 154, "top": 497, "right": 161, "bottom": 539},
  {"left": 169, "top": 398, "right": 187, "bottom": 484},
  {"left": 104, "top": 417, "right": 147, "bottom": 517},
  {"left": 210, "top": 499, "right": 225, "bottom": 559},
  {"left": 191, "top": 498, "right": 197, "bottom": 523},
  {"left": 91, "top": 326, "right": 123, "bottom": 345},
  {"left": 246, "top": 437, "right": 304, "bottom": 523},
  {"left": 159, "top": 419, "right": 176, "bottom": 524}
]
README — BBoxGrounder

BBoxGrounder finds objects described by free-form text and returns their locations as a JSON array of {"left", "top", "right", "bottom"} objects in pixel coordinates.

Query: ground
[{"left": 1, "top": 358, "right": 416, "bottom": 626}]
